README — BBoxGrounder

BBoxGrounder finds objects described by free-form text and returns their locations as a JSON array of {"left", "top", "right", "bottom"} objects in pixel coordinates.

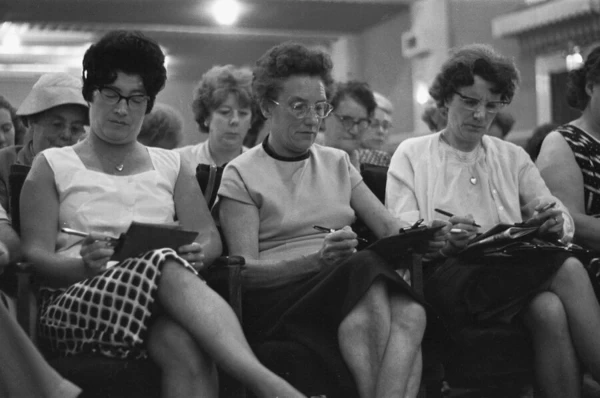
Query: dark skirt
[
  {"left": 243, "top": 249, "right": 422, "bottom": 393},
  {"left": 424, "top": 251, "right": 572, "bottom": 339}
]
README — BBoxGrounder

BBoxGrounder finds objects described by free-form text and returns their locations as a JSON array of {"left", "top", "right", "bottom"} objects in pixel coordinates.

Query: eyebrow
[
  {"left": 104, "top": 85, "right": 147, "bottom": 95},
  {"left": 457, "top": 91, "right": 505, "bottom": 103}
]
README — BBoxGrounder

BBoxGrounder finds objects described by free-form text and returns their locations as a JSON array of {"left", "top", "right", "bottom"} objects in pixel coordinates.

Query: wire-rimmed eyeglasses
[
  {"left": 269, "top": 99, "right": 333, "bottom": 119},
  {"left": 453, "top": 91, "right": 508, "bottom": 114}
]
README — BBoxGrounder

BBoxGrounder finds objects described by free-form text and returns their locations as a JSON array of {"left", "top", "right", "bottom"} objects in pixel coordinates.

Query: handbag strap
[{"left": 204, "top": 164, "right": 218, "bottom": 207}]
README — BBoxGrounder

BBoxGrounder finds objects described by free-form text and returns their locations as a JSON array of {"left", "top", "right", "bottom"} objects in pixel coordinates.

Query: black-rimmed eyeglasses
[
  {"left": 334, "top": 113, "right": 371, "bottom": 133},
  {"left": 97, "top": 87, "right": 149, "bottom": 110},
  {"left": 453, "top": 91, "right": 508, "bottom": 114},
  {"left": 269, "top": 99, "right": 333, "bottom": 119}
]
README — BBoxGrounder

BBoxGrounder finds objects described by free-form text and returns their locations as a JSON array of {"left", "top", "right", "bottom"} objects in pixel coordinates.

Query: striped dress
[{"left": 557, "top": 124, "right": 600, "bottom": 215}]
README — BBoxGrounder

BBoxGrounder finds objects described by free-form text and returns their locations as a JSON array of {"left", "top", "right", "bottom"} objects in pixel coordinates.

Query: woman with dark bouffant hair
[
  {"left": 20, "top": 30, "right": 303, "bottom": 398},
  {"left": 537, "top": 46, "right": 600, "bottom": 252},
  {"left": 176, "top": 64, "right": 256, "bottom": 170}
]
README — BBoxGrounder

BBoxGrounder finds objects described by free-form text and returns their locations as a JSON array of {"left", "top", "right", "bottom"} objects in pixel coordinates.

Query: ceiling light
[
  {"left": 415, "top": 82, "right": 430, "bottom": 105},
  {"left": 1, "top": 31, "right": 21, "bottom": 51},
  {"left": 211, "top": 0, "right": 242, "bottom": 26}
]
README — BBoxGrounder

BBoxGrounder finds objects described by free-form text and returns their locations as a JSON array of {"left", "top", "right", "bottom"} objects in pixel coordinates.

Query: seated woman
[
  {"left": 19, "top": 30, "right": 303, "bottom": 398},
  {"left": 219, "top": 42, "right": 448, "bottom": 398},
  {"left": 176, "top": 64, "right": 254, "bottom": 171},
  {"left": 536, "top": 45, "right": 600, "bottom": 252},
  {"left": 356, "top": 91, "right": 393, "bottom": 167},
  {"left": 137, "top": 102, "right": 184, "bottom": 150},
  {"left": 386, "top": 43, "right": 600, "bottom": 398},
  {"left": 0, "top": 95, "right": 25, "bottom": 149},
  {"left": 0, "top": 73, "right": 89, "bottom": 213}
]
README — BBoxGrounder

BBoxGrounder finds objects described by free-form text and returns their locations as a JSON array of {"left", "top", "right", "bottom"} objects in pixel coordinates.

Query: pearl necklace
[{"left": 439, "top": 133, "right": 481, "bottom": 185}]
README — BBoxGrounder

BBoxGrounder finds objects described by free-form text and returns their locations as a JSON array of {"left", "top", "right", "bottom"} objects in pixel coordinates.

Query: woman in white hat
[{"left": 0, "top": 72, "right": 89, "bottom": 212}]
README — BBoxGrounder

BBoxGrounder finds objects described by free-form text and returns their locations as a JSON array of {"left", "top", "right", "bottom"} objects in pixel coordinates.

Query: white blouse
[{"left": 386, "top": 132, "right": 574, "bottom": 241}]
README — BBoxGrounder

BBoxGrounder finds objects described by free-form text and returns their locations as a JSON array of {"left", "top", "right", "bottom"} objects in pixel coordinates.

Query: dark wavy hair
[
  {"left": 429, "top": 44, "right": 520, "bottom": 109},
  {"left": 566, "top": 46, "right": 600, "bottom": 111},
  {"left": 82, "top": 30, "right": 166, "bottom": 114},
  {"left": 252, "top": 42, "right": 335, "bottom": 107},
  {"left": 0, "top": 95, "right": 26, "bottom": 145},
  {"left": 330, "top": 81, "right": 377, "bottom": 118},
  {"left": 192, "top": 65, "right": 255, "bottom": 134}
]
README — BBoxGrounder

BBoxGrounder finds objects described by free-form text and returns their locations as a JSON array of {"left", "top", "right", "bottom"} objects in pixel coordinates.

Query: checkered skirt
[{"left": 38, "top": 248, "right": 197, "bottom": 359}]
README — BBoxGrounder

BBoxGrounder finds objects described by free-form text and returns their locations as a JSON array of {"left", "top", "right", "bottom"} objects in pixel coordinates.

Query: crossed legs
[
  {"left": 338, "top": 278, "right": 426, "bottom": 398},
  {"left": 155, "top": 260, "right": 305, "bottom": 398}
]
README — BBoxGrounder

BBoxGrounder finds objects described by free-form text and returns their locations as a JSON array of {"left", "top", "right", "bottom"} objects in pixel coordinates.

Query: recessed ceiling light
[{"left": 211, "top": 0, "right": 242, "bottom": 26}]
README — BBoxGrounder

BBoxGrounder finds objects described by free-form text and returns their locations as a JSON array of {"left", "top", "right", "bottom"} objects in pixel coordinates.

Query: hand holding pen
[
  {"left": 524, "top": 201, "right": 563, "bottom": 236},
  {"left": 62, "top": 228, "right": 119, "bottom": 273},
  {"left": 313, "top": 225, "right": 362, "bottom": 267},
  {"left": 434, "top": 208, "right": 479, "bottom": 252}
]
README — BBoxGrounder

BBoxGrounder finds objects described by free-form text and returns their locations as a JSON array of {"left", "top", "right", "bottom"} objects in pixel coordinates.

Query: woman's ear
[
  {"left": 259, "top": 100, "right": 272, "bottom": 119},
  {"left": 585, "top": 81, "right": 596, "bottom": 98}
]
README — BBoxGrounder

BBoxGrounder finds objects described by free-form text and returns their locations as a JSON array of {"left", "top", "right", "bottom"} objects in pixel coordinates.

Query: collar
[{"left": 262, "top": 135, "right": 310, "bottom": 162}]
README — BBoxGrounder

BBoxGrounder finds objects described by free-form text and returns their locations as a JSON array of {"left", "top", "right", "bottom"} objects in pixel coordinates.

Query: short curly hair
[
  {"left": 429, "top": 43, "right": 520, "bottom": 109},
  {"left": 192, "top": 65, "right": 254, "bottom": 134},
  {"left": 0, "top": 95, "right": 26, "bottom": 144},
  {"left": 566, "top": 45, "right": 600, "bottom": 111},
  {"left": 330, "top": 81, "right": 377, "bottom": 118},
  {"left": 82, "top": 30, "right": 166, "bottom": 114},
  {"left": 138, "top": 103, "right": 184, "bottom": 149},
  {"left": 253, "top": 42, "right": 335, "bottom": 106}
]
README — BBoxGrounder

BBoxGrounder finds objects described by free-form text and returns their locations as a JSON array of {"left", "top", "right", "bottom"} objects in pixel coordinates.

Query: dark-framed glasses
[
  {"left": 453, "top": 91, "right": 508, "bottom": 114},
  {"left": 97, "top": 86, "right": 149, "bottom": 110},
  {"left": 370, "top": 119, "right": 393, "bottom": 131},
  {"left": 270, "top": 99, "right": 333, "bottom": 119},
  {"left": 334, "top": 113, "right": 371, "bottom": 133}
]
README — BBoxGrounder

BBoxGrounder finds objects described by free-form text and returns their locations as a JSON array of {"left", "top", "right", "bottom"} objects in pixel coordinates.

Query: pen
[
  {"left": 450, "top": 228, "right": 464, "bottom": 234},
  {"left": 313, "top": 225, "right": 369, "bottom": 243},
  {"left": 433, "top": 208, "right": 481, "bottom": 228},
  {"left": 61, "top": 227, "right": 119, "bottom": 243},
  {"left": 411, "top": 218, "right": 424, "bottom": 229},
  {"left": 539, "top": 201, "right": 556, "bottom": 212}
]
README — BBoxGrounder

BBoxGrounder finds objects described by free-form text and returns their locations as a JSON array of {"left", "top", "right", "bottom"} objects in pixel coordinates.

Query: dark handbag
[
  {"left": 459, "top": 223, "right": 592, "bottom": 262},
  {"left": 195, "top": 163, "right": 224, "bottom": 208}
]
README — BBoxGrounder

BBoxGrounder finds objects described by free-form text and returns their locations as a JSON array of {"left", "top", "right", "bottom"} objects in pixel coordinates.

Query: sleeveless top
[
  {"left": 558, "top": 124, "right": 600, "bottom": 215},
  {"left": 43, "top": 146, "right": 180, "bottom": 259}
]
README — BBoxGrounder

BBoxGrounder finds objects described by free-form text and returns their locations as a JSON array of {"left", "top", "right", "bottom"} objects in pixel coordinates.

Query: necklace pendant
[
  {"left": 470, "top": 177, "right": 477, "bottom": 185},
  {"left": 115, "top": 164, "right": 124, "bottom": 172}
]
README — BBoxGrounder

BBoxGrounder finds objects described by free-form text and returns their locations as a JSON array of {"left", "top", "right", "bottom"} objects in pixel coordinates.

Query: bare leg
[
  {"left": 522, "top": 291, "right": 580, "bottom": 398},
  {"left": 148, "top": 316, "right": 218, "bottom": 398},
  {"left": 0, "top": 301, "right": 81, "bottom": 398},
  {"left": 375, "top": 295, "right": 425, "bottom": 398},
  {"left": 338, "top": 279, "right": 390, "bottom": 398},
  {"left": 548, "top": 258, "right": 600, "bottom": 381},
  {"left": 338, "top": 279, "right": 425, "bottom": 398},
  {"left": 158, "top": 261, "right": 304, "bottom": 398},
  {"left": 404, "top": 348, "right": 423, "bottom": 398}
]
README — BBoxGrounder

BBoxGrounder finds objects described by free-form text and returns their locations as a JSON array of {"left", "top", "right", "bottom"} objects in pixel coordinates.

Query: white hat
[{"left": 17, "top": 73, "right": 88, "bottom": 117}]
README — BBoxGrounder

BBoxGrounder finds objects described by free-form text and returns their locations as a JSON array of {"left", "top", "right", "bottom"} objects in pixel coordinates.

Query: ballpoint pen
[
  {"left": 539, "top": 201, "right": 556, "bottom": 212},
  {"left": 61, "top": 227, "right": 119, "bottom": 243},
  {"left": 313, "top": 225, "right": 369, "bottom": 243},
  {"left": 433, "top": 208, "right": 481, "bottom": 228}
]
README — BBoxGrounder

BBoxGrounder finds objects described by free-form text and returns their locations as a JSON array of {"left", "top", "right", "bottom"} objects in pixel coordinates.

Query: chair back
[
  {"left": 8, "top": 164, "right": 32, "bottom": 235},
  {"left": 360, "top": 163, "right": 388, "bottom": 203},
  {"left": 196, "top": 164, "right": 224, "bottom": 209}
]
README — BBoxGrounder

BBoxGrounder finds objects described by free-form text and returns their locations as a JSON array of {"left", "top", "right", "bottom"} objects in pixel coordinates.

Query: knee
[
  {"left": 553, "top": 257, "right": 589, "bottom": 288},
  {"left": 525, "top": 292, "right": 568, "bottom": 333},
  {"left": 391, "top": 298, "right": 427, "bottom": 338},
  {"left": 148, "top": 317, "right": 213, "bottom": 375}
]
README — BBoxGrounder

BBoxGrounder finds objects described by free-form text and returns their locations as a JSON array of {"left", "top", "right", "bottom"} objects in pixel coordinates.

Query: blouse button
[{"left": 499, "top": 206, "right": 504, "bottom": 211}]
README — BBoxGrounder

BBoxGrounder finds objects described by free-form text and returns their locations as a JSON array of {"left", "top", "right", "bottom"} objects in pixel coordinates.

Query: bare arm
[
  {"left": 219, "top": 197, "right": 322, "bottom": 289},
  {"left": 351, "top": 181, "right": 403, "bottom": 238},
  {"left": 173, "top": 157, "right": 222, "bottom": 268},
  {"left": 0, "top": 220, "right": 20, "bottom": 267},
  {"left": 536, "top": 130, "right": 600, "bottom": 250},
  {"left": 20, "top": 155, "right": 91, "bottom": 287}
]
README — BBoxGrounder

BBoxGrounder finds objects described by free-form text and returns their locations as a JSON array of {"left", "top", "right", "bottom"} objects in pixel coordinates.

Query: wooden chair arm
[
  {"left": 204, "top": 256, "right": 245, "bottom": 321},
  {"left": 11, "top": 261, "right": 38, "bottom": 340},
  {"left": 409, "top": 252, "right": 424, "bottom": 295}
]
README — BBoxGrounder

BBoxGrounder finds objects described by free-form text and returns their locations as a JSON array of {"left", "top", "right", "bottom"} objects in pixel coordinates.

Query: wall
[{"left": 447, "top": 0, "right": 537, "bottom": 139}]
